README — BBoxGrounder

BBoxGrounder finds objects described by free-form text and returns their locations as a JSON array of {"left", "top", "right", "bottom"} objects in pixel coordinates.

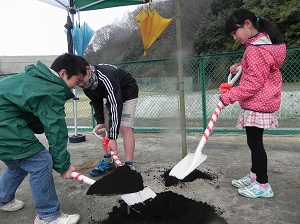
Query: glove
[{"left": 218, "top": 83, "right": 232, "bottom": 93}]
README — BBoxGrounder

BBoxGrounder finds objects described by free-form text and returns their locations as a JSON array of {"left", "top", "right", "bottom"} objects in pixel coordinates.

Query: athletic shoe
[
  {"left": 89, "top": 159, "right": 115, "bottom": 177},
  {"left": 232, "top": 174, "right": 254, "bottom": 188},
  {"left": 127, "top": 165, "right": 135, "bottom": 171},
  {"left": 238, "top": 181, "right": 274, "bottom": 198},
  {"left": 0, "top": 199, "right": 24, "bottom": 211},
  {"left": 34, "top": 213, "right": 80, "bottom": 224}
]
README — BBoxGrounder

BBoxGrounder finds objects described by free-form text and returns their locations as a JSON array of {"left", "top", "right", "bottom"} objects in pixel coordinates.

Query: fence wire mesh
[{"left": 1, "top": 47, "right": 299, "bottom": 134}]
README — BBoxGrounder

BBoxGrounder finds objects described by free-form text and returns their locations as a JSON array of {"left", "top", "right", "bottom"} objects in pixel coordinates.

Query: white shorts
[{"left": 104, "top": 98, "right": 138, "bottom": 128}]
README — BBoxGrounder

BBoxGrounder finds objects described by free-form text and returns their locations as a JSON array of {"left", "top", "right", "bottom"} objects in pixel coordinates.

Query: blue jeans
[{"left": 0, "top": 149, "right": 61, "bottom": 221}]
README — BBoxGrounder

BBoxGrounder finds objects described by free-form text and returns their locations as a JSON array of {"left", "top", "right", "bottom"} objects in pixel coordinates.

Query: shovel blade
[
  {"left": 121, "top": 186, "right": 157, "bottom": 206},
  {"left": 169, "top": 153, "right": 207, "bottom": 180}
]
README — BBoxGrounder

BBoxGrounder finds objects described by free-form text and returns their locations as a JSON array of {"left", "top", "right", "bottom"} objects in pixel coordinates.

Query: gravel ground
[{"left": 1, "top": 132, "right": 299, "bottom": 224}]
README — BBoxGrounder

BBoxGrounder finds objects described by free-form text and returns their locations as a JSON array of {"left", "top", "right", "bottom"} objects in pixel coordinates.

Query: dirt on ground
[{"left": 1, "top": 132, "right": 300, "bottom": 224}]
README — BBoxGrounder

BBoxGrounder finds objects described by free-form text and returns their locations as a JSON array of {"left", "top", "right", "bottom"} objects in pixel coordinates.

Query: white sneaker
[
  {"left": 232, "top": 174, "right": 254, "bottom": 188},
  {"left": 238, "top": 181, "right": 274, "bottom": 198},
  {"left": 34, "top": 213, "right": 80, "bottom": 224},
  {"left": 0, "top": 199, "right": 24, "bottom": 211}
]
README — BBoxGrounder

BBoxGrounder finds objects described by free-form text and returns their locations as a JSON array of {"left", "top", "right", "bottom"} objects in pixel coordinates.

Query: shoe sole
[
  {"left": 238, "top": 189, "right": 274, "bottom": 198},
  {"left": 0, "top": 206, "right": 24, "bottom": 212},
  {"left": 89, "top": 167, "right": 115, "bottom": 177}
]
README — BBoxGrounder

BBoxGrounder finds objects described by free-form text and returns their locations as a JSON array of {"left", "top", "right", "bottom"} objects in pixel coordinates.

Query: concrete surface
[{"left": 1, "top": 132, "right": 299, "bottom": 224}]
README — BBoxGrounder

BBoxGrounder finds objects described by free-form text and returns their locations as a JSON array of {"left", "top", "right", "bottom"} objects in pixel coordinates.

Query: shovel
[
  {"left": 91, "top": 128, "right": 157, "bottom": 205},
  {"left": 71, "top": 171, "right": 156, "bottom": 204},
  {"left": 169, "top": 66, "right": 242, "bottom": 180}
]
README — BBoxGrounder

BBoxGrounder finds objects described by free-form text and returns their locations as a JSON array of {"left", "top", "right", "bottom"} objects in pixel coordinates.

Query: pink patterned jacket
[{"left": 220, "top": 32, "right": 286, "bottom": 113}]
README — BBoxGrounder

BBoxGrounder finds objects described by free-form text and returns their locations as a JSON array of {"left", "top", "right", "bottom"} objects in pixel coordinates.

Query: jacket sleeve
[
  {"left": 101, "top": 72, "right": 123, "bottom": 140},
  {"left": 83, "top": 89, "right": 105, "bottom": 124},
  {"left": 28, "top": 92, "right": 71, "bottom": 174},
  {"left": 91, "top": 96, "right": 105, "bottom": 124},
  {"left": 106, "top": 85, "right": 123, "bottom": 140},
  {"left": 220, "top": 47, "right": 266, "bottom": 105}
]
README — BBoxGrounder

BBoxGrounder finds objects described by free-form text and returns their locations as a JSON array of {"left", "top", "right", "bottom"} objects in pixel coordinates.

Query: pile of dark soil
[
  {"left": 88, "top": 168, "right": 226, "bottom": 224},
  {"left": 89, "top": 191, "right": 226, "bottom": 224},
  {"left": 162, "top": 169, "right": 217, "bottom": 187},
  {"left": 86, "top": 166, "right": 144, "bottom": 195}
]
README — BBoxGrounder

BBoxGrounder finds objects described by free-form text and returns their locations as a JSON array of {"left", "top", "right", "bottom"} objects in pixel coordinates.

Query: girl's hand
[{"left": 230, "top": 63, "right": 240, "bottom": 74}]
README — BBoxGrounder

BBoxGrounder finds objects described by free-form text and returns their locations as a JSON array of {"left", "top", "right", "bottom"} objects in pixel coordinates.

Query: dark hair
[
  {"left": 225, "top": 9, "right": 284, "bottom": 44},
  {"left": 50, "top": 53, "right": 87, "bottom": 79},
  {"left": 78, "top": 56, "right": 90, "bottom": 66}
]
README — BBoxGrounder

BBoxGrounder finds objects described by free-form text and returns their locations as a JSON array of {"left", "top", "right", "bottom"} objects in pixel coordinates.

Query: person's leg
[
  {"left": 0, "top": 160, "right": 27, "bottom": 205},
  {"left": 120, "top": 126, "right": 135, "bottom": 162},
  {"left": 246, "top": 126, "right": 268, "bottom": 184},
  {"left": 89, "top": 107, "right": 115, "bottom": 177},
  {"left": 238, "top": 127, "right": 274, "bottom": 198},
  {"left": 20, "top": 149, "right": 61, "bottom": 221},
  {"left": 120, "top": 98, "right": 138, "bottom": 164}
]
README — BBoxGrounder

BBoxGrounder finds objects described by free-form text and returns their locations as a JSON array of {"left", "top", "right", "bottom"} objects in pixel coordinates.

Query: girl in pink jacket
[{"left": 220, "top": 9, "right": 286, "bottom": 198}]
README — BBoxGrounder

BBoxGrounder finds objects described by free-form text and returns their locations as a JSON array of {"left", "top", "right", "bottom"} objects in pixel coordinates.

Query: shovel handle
[
  {"left": 92, "top": 129, "right": 122, "bottom": 167},
  {"left": 92, "top": 128, "right": 108, "bottom": 139},
  {"left": 194, "top": 67, "right": 242, "bottom": 160},
  {"left": 109, "top": 149, "right": 123, "bottom": 167},
  {"left": 71, "top": 172, "right": 96, "bottom": 185},
  {"left": 228, "top": 65, "right": 242, "bottom": 85}
]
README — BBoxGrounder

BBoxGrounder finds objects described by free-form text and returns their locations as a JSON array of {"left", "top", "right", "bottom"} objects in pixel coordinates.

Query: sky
[{"left": 0, "top": 0, "right": 139, "bottom": 56}]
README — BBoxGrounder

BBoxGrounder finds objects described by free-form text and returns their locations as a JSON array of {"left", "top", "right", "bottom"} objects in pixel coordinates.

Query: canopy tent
[
  {"left": 39, "top": 0, "right": 152, "bottom": 143},
  {"left": 39, "top": 0, "right": 151, "bottom": 11},
  {"left": 135, "top": 6, "right": 173, "bottom": 55},
  {"left": 39, "top": 0, "right": 187, "bottom": 156}
]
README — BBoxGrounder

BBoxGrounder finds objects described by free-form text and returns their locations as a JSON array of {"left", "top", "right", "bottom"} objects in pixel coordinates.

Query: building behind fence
[{"left": 1, "top": 47, "right": 299, "bottom": 134}]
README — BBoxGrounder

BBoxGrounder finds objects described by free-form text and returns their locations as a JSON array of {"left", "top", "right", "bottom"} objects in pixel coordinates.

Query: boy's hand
[
  {"left": 61, "top": 165, "right": 76, "bottom": 179},
  {"left": 93, "top": 124, "right": 106, "bottom": 138},
  {"left": 107, "top": 139, "right": 118, "bottom": 155}
]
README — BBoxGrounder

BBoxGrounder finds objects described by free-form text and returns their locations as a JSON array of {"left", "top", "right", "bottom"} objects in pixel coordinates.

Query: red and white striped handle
[
  {"left": 109, "top": 150, "right": 122, "bottom": 167},
  {"left": 71, "top": 172, "right": 96, "bottom": 185},
  {"left": 92, "top": 128, "right": 123, "bottom": 167},
  {"left": 194, "top": 66, "right": 242, "bottom": 158},
  {"left": 203, "top": 101, "right": 223, "bottom": 140}
]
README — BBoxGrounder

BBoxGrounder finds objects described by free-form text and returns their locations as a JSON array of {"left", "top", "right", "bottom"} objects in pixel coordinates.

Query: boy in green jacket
[{"left": 0, "top": 53, "right": 86, "bottom": 224}]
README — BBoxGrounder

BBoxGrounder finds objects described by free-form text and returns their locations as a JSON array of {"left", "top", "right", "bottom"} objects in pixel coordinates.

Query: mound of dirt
[
  {"left": 88, "top": 168, "right": 226, "bottom": 224},
  {"left": 86, "top": 166, "right": 144, "bottom": 195},
  {"left": 90, "top": 191, "right": 226, "bottom": 224},
  {"left": 162, "top": 169, "right": 217, "bottom": 187}
]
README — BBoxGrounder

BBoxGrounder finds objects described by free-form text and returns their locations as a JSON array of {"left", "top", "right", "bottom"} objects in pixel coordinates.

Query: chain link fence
[{"left": 1, "top": 47, "right": 299, "bottom": 134}]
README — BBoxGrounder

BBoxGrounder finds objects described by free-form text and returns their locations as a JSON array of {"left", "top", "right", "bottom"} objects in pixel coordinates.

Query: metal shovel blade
[
  {"left": 169, "top": 67, "right": 242, "bottom": 181},
  {"left": 169, "top": 153, "right": 207, "bottom": 180},
  {"left": 72, "top": 172, "right": 156, "bottom": 205},
  {"left": 121, "top": 186, "right": 157, "bottom": 206}
]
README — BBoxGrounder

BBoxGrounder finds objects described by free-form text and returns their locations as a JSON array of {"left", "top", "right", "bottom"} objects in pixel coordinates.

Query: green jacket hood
[{"left": 25, "top": 60, "right": 73, "bottom": 99}]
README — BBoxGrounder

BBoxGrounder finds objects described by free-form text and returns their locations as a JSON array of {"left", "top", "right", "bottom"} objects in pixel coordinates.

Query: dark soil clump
[
  {"left": 90, "top": 191, "right": 227, "bottom": 224},
  {"left": 86, "top": 166, "right": 144, "bottom": 195},
  {"left": 162, "top": 169, "right": 218, "bottom": 187},
  {"left": 87, "top": 168, "right": 225, "bottom": 224}
]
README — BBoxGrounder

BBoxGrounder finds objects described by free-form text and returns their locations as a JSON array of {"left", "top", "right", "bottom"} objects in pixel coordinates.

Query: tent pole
[
  {"left": 70, "top": 1, "right": 78, "bottom": 136},
  {"left": 175, "top": 0, "right": 187, "bottom": 157},
  {"left": 68, "top": 0, "right": 86, "bottom": 143}
]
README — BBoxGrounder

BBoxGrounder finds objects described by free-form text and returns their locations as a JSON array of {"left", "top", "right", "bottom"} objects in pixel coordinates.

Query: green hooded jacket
[{"left": 0, "top": 61, "right": 74, "bottom": 173}]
